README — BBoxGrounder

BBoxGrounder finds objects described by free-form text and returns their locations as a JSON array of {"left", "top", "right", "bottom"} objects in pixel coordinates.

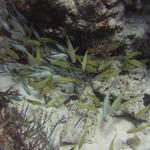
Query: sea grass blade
[
  {"left": 135, "top": 104, "right": 150, "bottom": 118},
  {"left": 87, "top": 93, "right": 101, "bottom": 106},
  {"left": 72, "top": 116, "right": 85, "bottom": 136},
  {"left": 79, "top": 129, "right": 88, "bottom": 149},
  {"left": 81, "top": 51, "right": 88, "bottom": 71},
  {"left": 127, "top": 124, "right": 150, "bottom": 134},
  {"left": 109, "top": 135, "right": 117, "bottom": 150},
  {"left": 66, "top": 36, "right": 76, "bottom": 63},
  {"left": 76, "top": 102, "right": 96, "bottom": 111},
  {"left": 118, "top": 97, "right": 139, "bottom": 110},
  {"left": 109, "top": 93, "right": 123, "bottom": 115},
  {"left": 102, "top": 90, "right": 110, "bottom": 120}
]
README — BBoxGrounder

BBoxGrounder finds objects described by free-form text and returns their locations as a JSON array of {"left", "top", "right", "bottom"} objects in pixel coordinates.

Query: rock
[
  {"left": 124, "top": 0, "right": 142, "bottom": 10},
  {"left": 108, "top": 18, "right": 117, "bottom": 29},
  {"left": 92, "top": 66, "right": 150, "bottom": 122},
  {"left": 19, "top": 0, "right": 150, "bottom": 57},
  {"left": 126, "top": 135, "right": 140, "bottom": 150}
]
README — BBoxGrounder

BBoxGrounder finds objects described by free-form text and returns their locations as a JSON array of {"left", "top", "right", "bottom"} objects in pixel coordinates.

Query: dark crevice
[{"left": 143, "top": 94, "right": 150, "bottom": 106}]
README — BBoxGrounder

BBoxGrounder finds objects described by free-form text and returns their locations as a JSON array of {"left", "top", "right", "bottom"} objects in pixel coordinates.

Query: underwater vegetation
[
  {"left": 0, "top": 11, "right": 147, "bottom": 97},
  {"left": 0, "top": 1, "right": 150, "bottom": 150},
  {"left": 0, "top": 99, "right": 65, "bottom": 150},
  {"left": 0, "top": 88, "right": 20, "bottom": 108}
]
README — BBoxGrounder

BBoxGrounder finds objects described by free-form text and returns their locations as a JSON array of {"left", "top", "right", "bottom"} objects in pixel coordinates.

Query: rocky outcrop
[
  {"left": 1, "top": 0, "right": 150, "bottom": 53},
  {"left": 17, "top": 0, "right": 148, "bottom": 52}
]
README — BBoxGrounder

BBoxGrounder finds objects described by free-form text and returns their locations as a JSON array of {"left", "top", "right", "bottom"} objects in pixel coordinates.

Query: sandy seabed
[{"left": 0, "top": 74, "right": 150, "bottom": 150}]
